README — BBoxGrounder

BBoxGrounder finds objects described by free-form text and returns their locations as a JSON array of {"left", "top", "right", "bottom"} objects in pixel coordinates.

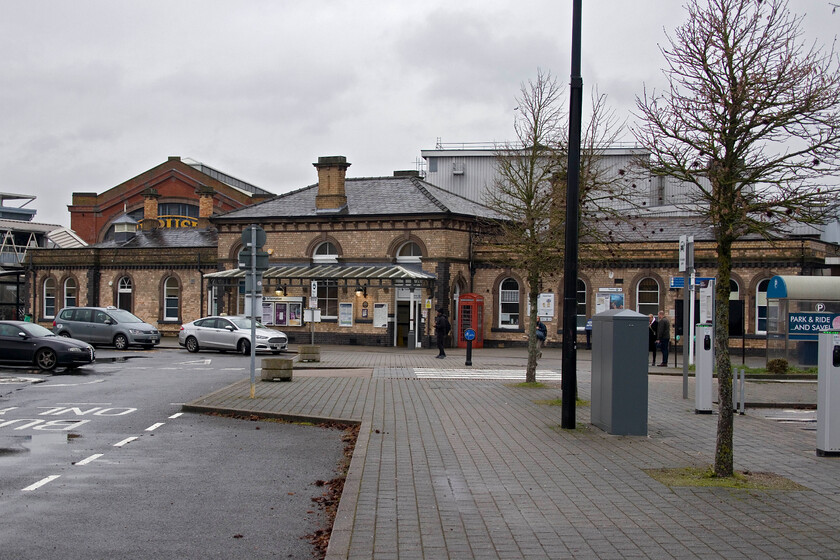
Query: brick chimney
[
  {"left": 314, "top": 156, "right": 350, "bottom": 211},
  {"left": 142, "top": 188, "right": 161, "bottom": 231},
  {"left": 195, "top": 184, "right": 215, "bottom": 228}
]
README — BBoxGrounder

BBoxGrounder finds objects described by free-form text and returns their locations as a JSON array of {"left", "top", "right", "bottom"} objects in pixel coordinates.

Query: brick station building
[{"left": 206, "top": 156, "right": 840, "bottom": 352}]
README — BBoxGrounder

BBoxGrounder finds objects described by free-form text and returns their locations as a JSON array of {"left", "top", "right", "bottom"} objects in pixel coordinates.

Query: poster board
[
  {"left": 338, "top": 302, "right": 353, "bottom": 327},
  {"left": 373, "top": 303, "right": 388, "bottom": 328}
]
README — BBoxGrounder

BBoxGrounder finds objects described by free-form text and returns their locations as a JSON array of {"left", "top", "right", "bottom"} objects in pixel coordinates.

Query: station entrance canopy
[{"left": 204, "top": 263, "right": 436, "bottom": 291}]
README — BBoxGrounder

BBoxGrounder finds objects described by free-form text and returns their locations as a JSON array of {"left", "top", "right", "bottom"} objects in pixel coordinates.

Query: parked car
[
  {"left": 178, "top": 316, "right": 288, "bottom": 354},
  {"left": 0, "top": 321, "right": 95, "bottom": 371},
  {"left": 52, "top": 307, "right": 160, "bottom": 350}
]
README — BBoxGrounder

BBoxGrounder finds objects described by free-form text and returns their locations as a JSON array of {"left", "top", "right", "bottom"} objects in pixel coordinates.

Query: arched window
[
  {"left": 312, "top": 241, "right": 339, "bottom": 264},
  {"left": 756, "top": 279, "right": 770, "bottom": 334},
  {"left": 396, "top": 241, "right": 423, "bottom": 263},
  {"left": 576, "top": 278, "right": 587, "bottom": 326},
  {"left": 729, "top": 279, "right": 740, "bottom": 300},
  {"left": 636, "top": 278, "right": 659, "bottom": 316},
  {"left": 499, "top": 278, "right": 520, "bottom": 328},
  {"left": 117, "top": 276, "right": 133, "bottom": 311},
  {"left": 43, "top": 278, "right": 56, "bottom": 318},
  {"left": 163, "top": 277, "right": 179, "bottom": 321},
  {"left": 63, "top": 278, "right": 77, "bottom": 309}
]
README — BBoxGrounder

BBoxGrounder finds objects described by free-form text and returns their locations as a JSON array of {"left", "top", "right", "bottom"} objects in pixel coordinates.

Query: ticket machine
[
  {"left": 817, "top": 331, "right": 840, "bottom": 457},
  {"left": 695, "top": 324, "right": 714, "bottom": 414}
]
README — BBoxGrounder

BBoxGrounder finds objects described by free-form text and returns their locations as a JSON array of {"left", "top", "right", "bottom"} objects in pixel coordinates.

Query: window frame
[
  {"left": 163, "top": 276, "right": 180, "bottom": 322},
  {"left": 63, "top": 277, "right": 77, "bottom": 309},
  {"left": 498, "top": 277, "right": 520, "bottom": 329},
  {"left": 117, "top": 276, "right": 133, "bottom": 311},
  {"left": 317, "top": 280, "right": 338, "bottom": 318},
  {"left": 43, "top": 277, "right": 57, "bottom": 318},
  {"left": 312, "top": 241, "right": 339, "bottom": 264},
  {"left": 756, "top": 279, "right": 770, "bottom": 334},
  {"left": 636, "top": 277, "right": 660, "bottom": 317}
]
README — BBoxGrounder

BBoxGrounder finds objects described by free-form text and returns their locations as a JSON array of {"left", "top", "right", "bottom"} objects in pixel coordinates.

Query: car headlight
[
  {"left": 128, "top": 329, "right": 145, "bottom": 335},
  {"left": 256, "top": 335, "right": 269, "bottom": 340},
  {"left": 68, "top": 347, "right": 83, "bottom": 352}
]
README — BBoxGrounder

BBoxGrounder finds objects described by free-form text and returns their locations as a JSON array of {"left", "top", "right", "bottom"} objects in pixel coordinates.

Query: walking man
[
  {"left": 435, "top": 308, "right": 451, "bottom": 358},
  {"left": 648, "top": 314, "right": 658, "bottom": 366},
  {"left": 656, "top": 310, "right": 671, "bottom": 367}
]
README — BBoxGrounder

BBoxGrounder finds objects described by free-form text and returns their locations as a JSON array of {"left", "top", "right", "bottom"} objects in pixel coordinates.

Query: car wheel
[
  {"left": 185, "top": 336, "right": 200, "bottom": 353},
  {"left": 58, "top": 331, "right": 71, "bottom": 338},
  {"left": 113, "top": 334, "right": 128, "bottom": 350},
  {"left": 35, "top": 348, "right": 58, "bottom": 371},
  {"left": 238, "top": 339, "right": 250, "bottom": 355}
]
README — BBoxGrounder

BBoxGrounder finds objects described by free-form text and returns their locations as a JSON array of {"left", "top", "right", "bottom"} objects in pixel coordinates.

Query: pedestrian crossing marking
[{"left": 414, "top": 368, "right": 561, "bottom": 380}]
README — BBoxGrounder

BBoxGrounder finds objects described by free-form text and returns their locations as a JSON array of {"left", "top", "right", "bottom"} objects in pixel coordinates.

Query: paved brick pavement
[{"left": 184, "top": 344, "right": 839, "bottom": 559}]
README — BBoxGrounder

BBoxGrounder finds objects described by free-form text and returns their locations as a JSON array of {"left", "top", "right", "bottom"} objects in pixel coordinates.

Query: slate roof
[
  {"left": 214, "top": 176, "right": 503, "bottom": 221},
  {"left": 588, "top": 213, "right": 813, "bottom": 243},
  {"left": 93, "top": 227, "right": 218, "bottom": 249}
]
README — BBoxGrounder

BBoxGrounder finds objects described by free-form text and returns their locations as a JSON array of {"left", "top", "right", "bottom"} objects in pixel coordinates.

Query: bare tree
[
  {"left": 485, "top": 70, "right": 629, "bottom": 383},
  {"left": 634, "top": 0, "right": 840, "bottom": 477}
]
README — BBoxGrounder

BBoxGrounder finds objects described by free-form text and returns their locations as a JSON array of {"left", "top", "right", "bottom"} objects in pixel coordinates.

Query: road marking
[
  {"left": 42, "top": 379, "right": 105, "bottom": 388},
  {"left": 0, "top": 377, "right": 42, "bottom": 384},
  {"left": 145, "top": 423, "right": 165, "bottom": 431},
  {"left": 22, "top": 475, "right": 61, "bottom": 492},
  {"left": 169, "top": 412, "right": 184, "bottom": 419},
  {"left": 113, "top": 436, "right": 138, "bottom": 447},
  {"left": 75, "top": 453, "right": 104, "bottom": 466},
  {"left": 179, "top": 359, "right": 212, "bottom": 365}
]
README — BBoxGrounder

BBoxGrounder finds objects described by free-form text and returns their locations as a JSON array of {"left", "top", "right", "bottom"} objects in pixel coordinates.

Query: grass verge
[{"left": 645, "top": 466, "right": 809, "bottom": 491}]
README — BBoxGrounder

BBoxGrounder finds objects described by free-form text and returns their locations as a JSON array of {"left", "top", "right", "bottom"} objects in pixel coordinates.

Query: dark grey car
[{"left": 53, "top": 307, "right": 160, "bottom": 350}]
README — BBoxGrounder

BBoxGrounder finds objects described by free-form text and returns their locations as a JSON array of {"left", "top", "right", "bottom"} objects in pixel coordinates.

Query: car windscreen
[
  {"left": 107, "top": 309, "right": 145, "bottom": 323},
  {"left": 229, "top": 317, "right": 266, "bottom": 330},
  {"left": 21, "top": 323, "right": 56, "bottom": 337}
]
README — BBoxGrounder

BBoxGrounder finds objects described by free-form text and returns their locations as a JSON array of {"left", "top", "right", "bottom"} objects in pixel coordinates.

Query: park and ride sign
[{"left": 788, "top": 312, "right": 840, "bottom": 340}]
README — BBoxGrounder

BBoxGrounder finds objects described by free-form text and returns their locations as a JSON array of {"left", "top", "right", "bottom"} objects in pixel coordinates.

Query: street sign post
[{"left": 241, "top": 224, "right": 267, "bottom": 399}]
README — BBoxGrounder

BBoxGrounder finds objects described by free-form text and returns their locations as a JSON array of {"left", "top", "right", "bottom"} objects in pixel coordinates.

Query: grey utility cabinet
[{"left": 591, "top": 309, "right": 649, "bottom": 436}]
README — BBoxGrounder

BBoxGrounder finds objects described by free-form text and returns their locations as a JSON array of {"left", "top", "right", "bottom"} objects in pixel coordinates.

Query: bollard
[{"left": 732, "top": 368, "right": 746, "bottom": 414}]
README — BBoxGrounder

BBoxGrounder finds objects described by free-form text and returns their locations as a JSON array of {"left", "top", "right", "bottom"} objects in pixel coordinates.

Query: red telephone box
[{"left": 457, "top": 293, "right": 484, "bottom": 348}]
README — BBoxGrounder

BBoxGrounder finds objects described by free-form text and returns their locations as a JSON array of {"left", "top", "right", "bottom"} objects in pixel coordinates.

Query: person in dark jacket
[
  {"left": 656, "top": 310, "right": 671, "bottom": 367},
  {"left": 535, "top": 317, "right": 547, "bottom": 359},
  {"left": 648, "top": 314, "right": 658, "bottom": 366},
  {"left": 434, "top": 308, "right": 451, "bottom": 358}
]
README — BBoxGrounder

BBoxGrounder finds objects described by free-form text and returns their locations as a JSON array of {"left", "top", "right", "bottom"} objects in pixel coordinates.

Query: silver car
[{"left": 178, "top": 316, "right": 288, "bottom": 354}]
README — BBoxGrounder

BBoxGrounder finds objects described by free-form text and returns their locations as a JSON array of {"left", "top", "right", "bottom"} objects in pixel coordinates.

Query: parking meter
[
  {"left": 817, "top": 331, "right": 840, "bottom": 457},
  {"left": 695, "top": 324, "right": 714, "bottom": 414}
]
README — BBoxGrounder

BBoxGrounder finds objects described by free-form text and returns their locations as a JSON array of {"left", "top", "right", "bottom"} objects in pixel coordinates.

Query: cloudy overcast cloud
[{"left": 0, "top": 1, "right": 835, "bottom": 227}]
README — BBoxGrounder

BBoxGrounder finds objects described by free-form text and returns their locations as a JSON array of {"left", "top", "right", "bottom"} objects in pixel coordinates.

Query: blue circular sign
[{"left": 464, "top": 328, "right": 476, "bottom": 341}]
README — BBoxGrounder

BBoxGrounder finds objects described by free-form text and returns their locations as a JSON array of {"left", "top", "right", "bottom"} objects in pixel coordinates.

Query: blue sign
[
  {"left": 788, "top": 312, "right": 840, "bottom": 340},
  {"left": 669, "top": 277, "right": 715, "bottom": 289},
  {"left": 463, "top": 328, "right": 476, "bottom": 341}
]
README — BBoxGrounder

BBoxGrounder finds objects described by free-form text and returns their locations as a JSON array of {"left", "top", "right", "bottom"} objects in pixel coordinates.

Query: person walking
[
  {"left": 434, "top": 308, "right": 451, "bottom": 358},
  {"left": 656, "top": 310, "right": 671, "bottom": 367},
  {"left": 648, "top": 314, "right": 658, "bottom": 366},
  {"left": 535, "top": 317, "right": 547, "bottom": 359}
]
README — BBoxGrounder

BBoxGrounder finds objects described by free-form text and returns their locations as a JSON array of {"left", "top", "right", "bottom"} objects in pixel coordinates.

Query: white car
[{"left": 178, "top": 316, "right": 288, "bottom": 354}]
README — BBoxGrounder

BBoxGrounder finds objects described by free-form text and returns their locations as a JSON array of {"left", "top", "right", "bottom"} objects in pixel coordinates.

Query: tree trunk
[
  {"left": 525, "top": 281, "right": 539, "bottom": 383},
  {"left": 714, "top": 236, "right": 734, "bottom": 477}
]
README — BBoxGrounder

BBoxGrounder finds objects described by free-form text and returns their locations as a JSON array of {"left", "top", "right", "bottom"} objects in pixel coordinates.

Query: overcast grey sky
[{"left": 1, "top": 1, "right": 835, "bottom": 227}]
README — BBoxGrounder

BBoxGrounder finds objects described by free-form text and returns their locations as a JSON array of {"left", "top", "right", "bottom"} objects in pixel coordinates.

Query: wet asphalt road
[{"left": 0, "top": 348, "right": 346, "bottom": 559}]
